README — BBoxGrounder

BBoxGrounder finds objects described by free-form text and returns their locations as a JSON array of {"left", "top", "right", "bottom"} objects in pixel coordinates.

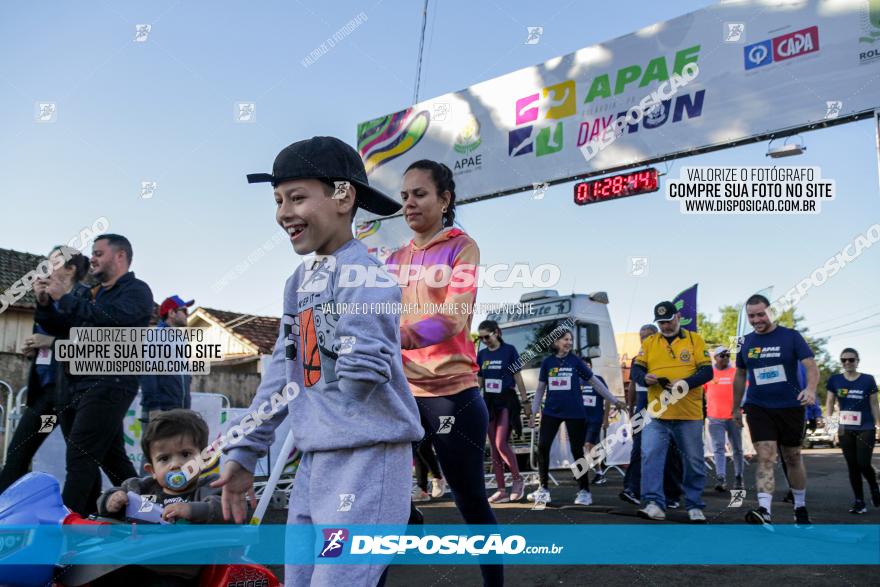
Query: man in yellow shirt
[{"left": 631, "top": 301, "right": 714, "bottom": 522}]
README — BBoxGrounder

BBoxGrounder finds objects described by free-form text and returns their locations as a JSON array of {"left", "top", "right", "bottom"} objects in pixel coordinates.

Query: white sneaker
[
  {"left": 488, "top": 490, "right": 510, "bottom": 504},
  {"left": 574, "top": 490, "right": 593, "bottom": 506},
  {"left": 637, "top": 501, "right": 666, "bottom": 520},
  {"left": 412, "top": 487, "right": 431, "bottom": 502},
  {"left": 527, "top": 487, "right": 551, "bottom": 504},
  {"left": 430, "top": 478, "right": 447, "bottom": 498},
  {"left": 688, "top": 508, "right": 707, "bottom": 523}
]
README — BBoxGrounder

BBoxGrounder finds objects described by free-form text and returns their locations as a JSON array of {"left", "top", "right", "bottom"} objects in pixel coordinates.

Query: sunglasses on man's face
[
  {"left": 841, "top": 357, "right": 858, "bottom": 363},
  {"left": 717, "top": 353, "right": 730, "bottom": 358}
]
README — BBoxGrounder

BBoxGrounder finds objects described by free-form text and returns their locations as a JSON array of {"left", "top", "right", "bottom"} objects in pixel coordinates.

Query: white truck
[{"left": 484, "top": 289, "right": 624, "bottom": 474}]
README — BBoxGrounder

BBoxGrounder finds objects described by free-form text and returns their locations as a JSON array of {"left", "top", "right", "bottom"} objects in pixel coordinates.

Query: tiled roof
[
  {"left": 198, "top": 307, "right": 280, "bottom": 354},
  {"left": 0, "top": 247, "right": 47, "bottom": 309}
]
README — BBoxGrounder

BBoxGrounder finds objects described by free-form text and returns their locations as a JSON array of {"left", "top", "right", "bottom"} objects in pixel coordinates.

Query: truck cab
[
  {"left": 485, "top": 289, "right": 623, "bottom": 398},
  {"left": 484, "top": 289, "right": 623, "bottom": 471}
]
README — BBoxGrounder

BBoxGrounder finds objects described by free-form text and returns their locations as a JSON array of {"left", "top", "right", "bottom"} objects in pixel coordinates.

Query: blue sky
[{"left": 1, "top": 0, "right": 878, "bottom": 373}]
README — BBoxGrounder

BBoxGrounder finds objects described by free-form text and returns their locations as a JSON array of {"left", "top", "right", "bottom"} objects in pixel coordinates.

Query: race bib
[
  {"left": 840, "top": 410, "right": 862, "bottom": 426},
  {"left": 549, "top": 376, "right": 571, "bottom": 391},
  {"left": 485, "top": 379, "right": 503, "bottom": 394},
  {"left": 583, "top": 394, "right": 597, "bottom": 407},
  {"left": 36, "top": 349, "right": 52, "bottom": 366},
  {"left": 753, "top": 365, "right": 787, "bottom": 385}
]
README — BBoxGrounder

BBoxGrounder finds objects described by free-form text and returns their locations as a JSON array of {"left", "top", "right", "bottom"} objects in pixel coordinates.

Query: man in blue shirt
[{"left": 733, "top": 294, "right": 818, "bottom": 526}]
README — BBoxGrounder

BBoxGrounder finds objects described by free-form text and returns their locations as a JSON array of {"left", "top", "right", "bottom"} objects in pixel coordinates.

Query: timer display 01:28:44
[{"left": 573, "top": 168, "right": 659, "bottom": 205}]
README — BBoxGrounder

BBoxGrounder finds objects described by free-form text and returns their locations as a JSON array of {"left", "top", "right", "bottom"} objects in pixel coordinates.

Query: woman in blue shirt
[
  {"left": 825, "top": 348, "right": 880, "bottom": 514},
  {"left": 476, "top": 320, "right": 531, "bottom": 503},
  {"left": 527, "top": 330, "right": 623, "bottom": 506}
]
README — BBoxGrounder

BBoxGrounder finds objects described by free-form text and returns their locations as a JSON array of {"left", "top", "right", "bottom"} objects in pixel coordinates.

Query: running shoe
[
  {"left": 688, "top": 508, "right": 707, "bottom": 524},
  {"left": 488, "top": 490, "right": 510, "bottom": 504},
  {"left": 509, "top": 477, "right": 525, "bottom": 502},
  {"left": 592, "top": 472, "right": 608, "bottom": 486},
  {"left": 637, "top": 501, "right": 666, "bottom": 521},
  {"left": 527, "top": 487, "right": 551, "bottom": 504},
  {"left": 667, "top": 500, "right": 680, "bottom": 509},
  {"left": 412, "top": 487, "right": 431, "bottom": 502},
  {"left": 745, "top": 506, "right": 772, "bottom": 525},
  {"left": 619, "top": 489, "right": 640, "bottom": 505},
  {"left": 574, "top": 490, "right": 593, "bottom": 506},
  {"left": 849, "top": 500, "right": 867, "bottom": 514},
  {"left": 430, "top": 478, "right": 447, "bottom": 499},
  {"left": 733, "top": 476, "right": 744, "bottom": 490},
  {"left": 715, "top": 478, "right": 727, "bottom": 492},
  {"left": 794, "top": 506, "right": 812, "bottom": 527},
  {"left": 871, "top": 490, "right": 880, "bottom": 508}
]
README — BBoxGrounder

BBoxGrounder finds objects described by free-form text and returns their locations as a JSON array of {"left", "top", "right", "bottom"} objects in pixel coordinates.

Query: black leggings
[
  {"left": 538, "top": 414, "right": 589, "bottom": 491},
  {"left": 0, "top": 386, "right": 56, "bottom": 495},
  {"left": 413, "top": 410, "right": 443, "bottom": 492},
  {"left": 417, "top": 387, "right": 502, "bottom": 587},
  {"left": 839, "top": 429, "right": 879, "bottom": 501}
]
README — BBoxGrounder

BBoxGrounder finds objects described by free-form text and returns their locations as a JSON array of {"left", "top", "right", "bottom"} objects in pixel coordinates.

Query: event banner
[{"left": 355, "top": 0, "right": 880, "bottom": 215}]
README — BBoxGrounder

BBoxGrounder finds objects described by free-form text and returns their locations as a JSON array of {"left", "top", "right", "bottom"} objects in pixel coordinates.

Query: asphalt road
[{"left": 266, "top": 448, "right": 880, "bottom": 586}]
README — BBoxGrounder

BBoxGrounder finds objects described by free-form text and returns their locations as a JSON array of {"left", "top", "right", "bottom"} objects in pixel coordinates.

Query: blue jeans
[
  {"left": 624, "top": 394, "right": 683, "bottom": 501},
  {"left": 707, "top": 417, "right": 744, "bottom": 478},
  {"left": 641, "top": 418, "right": 706, "bottom": 510}
]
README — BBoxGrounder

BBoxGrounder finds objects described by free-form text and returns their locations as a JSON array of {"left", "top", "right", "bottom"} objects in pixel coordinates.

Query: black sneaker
[
  {"left": 593, "top": 472, "right": 608, "bottom": 485},
  {"left": 782, "top": 490, "right": 794, "bottom": 504},
  {"left": 849, "top": 500, "right": 867, "bottom": 515},
  {"left": 794, "top": 506, "right": 812, "bottom": 527},
  {"left": 667, "top": 500, "right": 680, "bottom": 509},
  {"left": 745, "top": 506, "right": 772, "bottom": 525},
  {"left": 619, "top": 489, "right": 640, "bottom": 505},
  {"left": 733, "top": 476, "right": 744, "bottom": 490},
  {"left": 871, "top": 490, "right": 880, "bottom": 508},
  {"left": 715, "top": 478, "right": 727, "bottom": 492}
]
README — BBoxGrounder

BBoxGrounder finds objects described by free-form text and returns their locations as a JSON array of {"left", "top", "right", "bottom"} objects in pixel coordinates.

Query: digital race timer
[{"left": 573, "top": 168, "right": 660, "bottom": 205}]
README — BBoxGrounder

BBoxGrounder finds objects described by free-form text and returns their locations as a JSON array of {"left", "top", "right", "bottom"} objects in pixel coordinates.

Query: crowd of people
[{"left": 0, "top": 135, "right": 877, "bottom": 587}]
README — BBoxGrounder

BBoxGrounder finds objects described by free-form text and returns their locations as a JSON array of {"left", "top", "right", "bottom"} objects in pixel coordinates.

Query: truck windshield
[{"left": 488, "top": 319, "right": 570, "bottom": 371}]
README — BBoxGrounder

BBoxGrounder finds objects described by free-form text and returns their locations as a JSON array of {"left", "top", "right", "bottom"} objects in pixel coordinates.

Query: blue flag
[{"left": 673, "top": 283, "right": 698, "bottom": 332}]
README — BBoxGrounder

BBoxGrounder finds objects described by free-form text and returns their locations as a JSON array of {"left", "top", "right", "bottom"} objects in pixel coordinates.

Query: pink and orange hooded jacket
[{"left": 386, "top": 227, "right": 479, "bottom": 397}]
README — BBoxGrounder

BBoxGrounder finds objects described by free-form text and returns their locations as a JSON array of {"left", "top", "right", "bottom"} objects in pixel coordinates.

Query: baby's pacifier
[{"left": 165, "top": 470, "right": 189, "bottom": 490}]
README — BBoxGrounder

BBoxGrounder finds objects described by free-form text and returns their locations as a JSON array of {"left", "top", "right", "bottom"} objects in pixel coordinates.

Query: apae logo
[{"left": 453, "top": 115, "right": 483, "bottom": 172}]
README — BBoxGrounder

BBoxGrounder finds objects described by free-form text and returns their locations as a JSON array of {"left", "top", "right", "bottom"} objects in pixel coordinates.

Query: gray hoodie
[{"left": 226, "top": 238, "right": 423, "bottom": 472}]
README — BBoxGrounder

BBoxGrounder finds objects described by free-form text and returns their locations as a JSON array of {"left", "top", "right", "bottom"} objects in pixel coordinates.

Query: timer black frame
[{"left": 573, "top": 168, "right": 660, "bottom": 206}]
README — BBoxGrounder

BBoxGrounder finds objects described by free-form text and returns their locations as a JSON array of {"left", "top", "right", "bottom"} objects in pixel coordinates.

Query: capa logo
[
  {"left": 773, "top": 26, "right": 819, "bottom": 61},
  {"left": 319, "top": 528, "right": 348, "bottom": 558},
  {"left": 744, "top": 26, "right": 819, "bottom": 70}
]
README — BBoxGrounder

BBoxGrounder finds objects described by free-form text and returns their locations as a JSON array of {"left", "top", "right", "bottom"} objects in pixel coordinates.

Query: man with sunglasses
[
  {"left": 140, "top": 295, "right": 194, "bottom": 423},
  {"left": 734, "top": 294, "right": 818, "bottom": 527},
  {"left": 704, "top": 346, "right": 744, "bottom": 492}
]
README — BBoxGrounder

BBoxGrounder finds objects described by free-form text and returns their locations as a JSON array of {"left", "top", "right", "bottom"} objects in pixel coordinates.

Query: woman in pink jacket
[{"left": 387, "top": 160, "right": 502, "bottom": 587}]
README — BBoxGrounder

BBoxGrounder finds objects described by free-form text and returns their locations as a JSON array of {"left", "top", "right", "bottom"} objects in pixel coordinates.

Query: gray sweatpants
[{"left": 285, "top": 442, "right": 411, "bottom": 587}]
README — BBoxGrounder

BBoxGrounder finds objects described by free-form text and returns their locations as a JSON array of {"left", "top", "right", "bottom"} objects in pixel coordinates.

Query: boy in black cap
[{"left": 213, "top": 136, "right": 423, "bottom": 586}]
